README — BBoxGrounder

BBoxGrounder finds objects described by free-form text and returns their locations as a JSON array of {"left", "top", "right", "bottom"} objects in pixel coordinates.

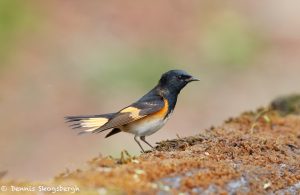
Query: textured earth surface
[{"left": 1, "top": 96, "right": 300, "bottom": 195}]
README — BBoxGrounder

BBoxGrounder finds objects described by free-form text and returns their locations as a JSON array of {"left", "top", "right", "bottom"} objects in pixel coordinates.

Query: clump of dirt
[
  {"left": 0, "top": 171, "right": 7, "bottom": 180},
  {"left": 271, "top": 94, "right": 300, "bottom": 116},
  {"left": 1, "top": 95, "right": 300, "bottom": 194}
]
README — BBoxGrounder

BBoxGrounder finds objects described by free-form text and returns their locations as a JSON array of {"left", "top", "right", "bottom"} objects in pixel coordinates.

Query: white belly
[{"left": 120, "top": 118, "right": 168, "bottom": 136}]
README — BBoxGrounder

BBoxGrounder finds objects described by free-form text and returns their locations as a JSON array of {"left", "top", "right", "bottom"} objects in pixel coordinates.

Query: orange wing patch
[
  {"left": 120, "top": 106, "right": 142, "bottom": 119},
  {"left": 97, "top": 107, "right": 144, "bottom": 130}
]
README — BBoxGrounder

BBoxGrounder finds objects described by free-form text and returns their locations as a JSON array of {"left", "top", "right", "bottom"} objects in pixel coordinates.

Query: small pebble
[
  {"left": 263, "top": 182, "right": 271, "bottom": 189},
  {"left": 135, "top": 169, "right": 145, "bottom": 175}
]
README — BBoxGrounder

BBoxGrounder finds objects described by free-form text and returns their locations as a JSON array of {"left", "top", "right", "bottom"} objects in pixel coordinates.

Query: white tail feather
[{"left": 81, "top": 118, "right": 109, "bottom": 131}]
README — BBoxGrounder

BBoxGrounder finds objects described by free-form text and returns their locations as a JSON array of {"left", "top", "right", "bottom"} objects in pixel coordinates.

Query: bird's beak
[{"left": 187, "top": 76, "right": 200, "bottom": 82}]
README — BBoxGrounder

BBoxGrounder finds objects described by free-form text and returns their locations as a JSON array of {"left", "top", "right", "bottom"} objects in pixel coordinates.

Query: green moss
[{"left": 271, "top": 94, "right": 300, "bottom": 116}]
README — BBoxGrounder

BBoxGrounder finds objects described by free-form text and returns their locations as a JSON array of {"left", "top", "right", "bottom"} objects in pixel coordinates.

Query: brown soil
[
  {"left": 1, "top": 96, "right": 300, "bottom": 195},
  {"left": 56, "top": 104, "right": 300, "bottom": 194}
]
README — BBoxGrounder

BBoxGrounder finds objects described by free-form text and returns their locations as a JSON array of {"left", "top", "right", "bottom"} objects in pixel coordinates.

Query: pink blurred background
[{"left": 0, "top": 0, "right": 300, "bottom": 181}]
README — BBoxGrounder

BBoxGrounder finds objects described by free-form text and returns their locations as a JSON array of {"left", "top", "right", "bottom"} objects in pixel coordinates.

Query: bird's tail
[{"left": 65, "top": 113, "right": 115, "bottom": 134}]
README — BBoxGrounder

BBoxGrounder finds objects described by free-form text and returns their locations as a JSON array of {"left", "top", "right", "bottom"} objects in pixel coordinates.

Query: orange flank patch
[
  {"left": 132, "top": 98, "right": 169, "bottom": 123},
  {"left": 151, "top": 98, "right": 169, "bottom": 119}
]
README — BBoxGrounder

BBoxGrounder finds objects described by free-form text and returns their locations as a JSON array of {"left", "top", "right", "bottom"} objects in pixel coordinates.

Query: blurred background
[{"left": 0, "top": 0, "right": 300, "bottom": 181}]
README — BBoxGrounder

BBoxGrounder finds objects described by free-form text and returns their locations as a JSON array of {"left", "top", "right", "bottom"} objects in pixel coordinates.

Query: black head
[{"left": 158, "top": 70, "right": 199, "bottom": 94}]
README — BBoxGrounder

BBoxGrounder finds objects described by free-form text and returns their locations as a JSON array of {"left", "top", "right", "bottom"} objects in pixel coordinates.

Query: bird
[{"left": 65, "top": 70, "right": 199, "bottom": 152}]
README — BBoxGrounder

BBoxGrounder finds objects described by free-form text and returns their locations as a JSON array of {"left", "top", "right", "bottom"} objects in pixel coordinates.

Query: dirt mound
[{"left": 54, "top": 107, "right": 300, "bottom": 194}]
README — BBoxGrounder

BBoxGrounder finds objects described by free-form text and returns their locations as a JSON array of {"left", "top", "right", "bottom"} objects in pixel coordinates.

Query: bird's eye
[
  {"left": 176, "top": 75, "right": 188, "bottom": 80},
  {"left": 177, "top": 75, "right": 184, "bottom": 80}
]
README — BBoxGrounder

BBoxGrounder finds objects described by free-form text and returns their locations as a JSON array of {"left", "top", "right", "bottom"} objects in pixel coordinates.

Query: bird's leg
[
  {"left": 140, "top": 136, "right": 154, "bottom": 149},
  {"left": 134, "top": 135, "right": 145, "bottom": 153}
]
